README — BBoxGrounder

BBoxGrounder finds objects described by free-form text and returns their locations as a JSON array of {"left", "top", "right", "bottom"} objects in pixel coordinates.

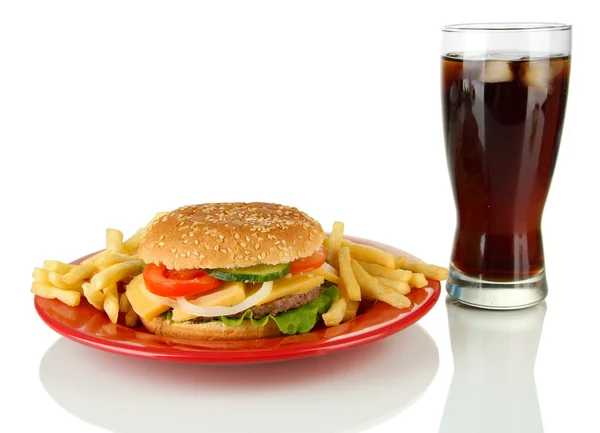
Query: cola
[{"left": 442, "top": 54, "right": 570, "bottom": 281}]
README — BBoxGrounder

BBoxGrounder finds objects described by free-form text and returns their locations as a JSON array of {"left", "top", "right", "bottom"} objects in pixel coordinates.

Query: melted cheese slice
[
  {"left": 254, "top": 273, "right": 325, "bottom": 306},
  {"left": 125, "top": 274, "right": 170, "bottom": 322}
]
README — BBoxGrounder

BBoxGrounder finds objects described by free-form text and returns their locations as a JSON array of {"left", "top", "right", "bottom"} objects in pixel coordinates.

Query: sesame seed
[
  {"left": 170, "top": 248, "right": 177, "bottom": 253},
  {"left": 186, "top": 252, "right": 191, "bottom": 257},
  {"left": 159, "top": 235, "right": 165, "bottom": 240},
  {"left": 250, "top": 257, "right": 258, "bottom": 262},
  {"left": 240, "top": 242, "right": 246, "bottom": 247},
  {"left": 254, "top": 243, "right": 260, "bottom": 250},
  {"left": 158, "top": 242, "right": 165, "bottom": 247}
]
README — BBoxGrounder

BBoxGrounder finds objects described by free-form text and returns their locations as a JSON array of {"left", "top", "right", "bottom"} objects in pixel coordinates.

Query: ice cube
[
  {"left": 522, "top": 60, "right": 564, "bottom": 90},
  {"left": 479, "top": 61, "right": 514, "bottom": 83}
]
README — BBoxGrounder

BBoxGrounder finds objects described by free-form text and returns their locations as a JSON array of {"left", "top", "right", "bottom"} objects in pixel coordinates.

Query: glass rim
[{"left": 442, "top": 22, "right": 572, "bottom": 32}]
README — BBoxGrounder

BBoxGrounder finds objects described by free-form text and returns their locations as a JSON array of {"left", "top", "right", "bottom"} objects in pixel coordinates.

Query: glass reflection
[{"left": 440, "top": 297, "right": 546, "bottom": 433}]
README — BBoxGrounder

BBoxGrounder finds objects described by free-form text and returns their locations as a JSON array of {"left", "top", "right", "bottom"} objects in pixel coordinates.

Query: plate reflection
[
  {"left": 40, "top": 324, "right": 438, "bottom": 433},
  {"left": 440, "top": 297, "right": 546, "bottom": 433}
]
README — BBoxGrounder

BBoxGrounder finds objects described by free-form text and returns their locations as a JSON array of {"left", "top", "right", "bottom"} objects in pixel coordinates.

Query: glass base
[{"left": 446, "top": 264, "right": 548, "bottom": 310}]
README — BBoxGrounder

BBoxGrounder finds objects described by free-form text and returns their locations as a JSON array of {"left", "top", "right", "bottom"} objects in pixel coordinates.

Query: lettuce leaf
[{"left": 167, "top": 284, "right": 338, "bottom": 335}]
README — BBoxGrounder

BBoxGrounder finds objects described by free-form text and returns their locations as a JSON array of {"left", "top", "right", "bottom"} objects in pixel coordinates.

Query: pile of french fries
[
  {"left": 31, "top": 213, "right": 166, "bottom": 327},
  {"left": 320, "top": 221, "right": 448, "bottom": 327}
]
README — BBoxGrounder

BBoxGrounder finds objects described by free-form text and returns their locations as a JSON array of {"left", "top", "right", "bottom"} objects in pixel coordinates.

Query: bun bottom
[{"left": 140, "top": 315, "right": 284, "bottom": 341}]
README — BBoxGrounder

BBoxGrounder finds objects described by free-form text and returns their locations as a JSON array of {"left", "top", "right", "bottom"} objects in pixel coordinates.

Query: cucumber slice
[{"left": 207, "top": 262, "right": 291, "bottom": 283}]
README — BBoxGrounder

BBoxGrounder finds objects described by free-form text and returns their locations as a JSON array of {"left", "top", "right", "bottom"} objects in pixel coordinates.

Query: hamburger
[{"left": 126, "top": 202, "right": 339, "bottom": 340}]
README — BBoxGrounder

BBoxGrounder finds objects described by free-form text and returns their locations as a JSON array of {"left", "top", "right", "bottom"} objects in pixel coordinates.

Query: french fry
[
  {"left": 377, "top": 288, "right": 411, "bottom": 309},
  {"left": 32, "top": 267, "right": 51, "bottom": 284},
  {"left": 342, "top": 239, "right": 395, "bottom": 269},
  {"left": 119, "top": 292, "right": 132, "bottom": 313},
  {"left": 122, "top": 227, "right": 146, "bottom": 254},
  {"left": 376, "top": 276, "right": 411, "bottom": 295},
  {"left": 94, "top": 252, "right": 138, "bottom": 270},
  {"left": 358, "top": 261, "right": 412, "bottom": 282},
  {"left": 82, "top": 282, "right": 105, "bottom": 310},
  {"left": 47, "top": 272, "right": 84, "bottom": 293},
  {"left": 326, "top": 221, "right": 345, "bottom": 268},
  {"left": 106, "top": 228, "right": 124, "bottom": 253},
  {"left": 339, "top": 247, "right": 361, "bottom": 301},
  {"left": 90, "top": 259, "right": 145, "bottom": 292},
  {"left": 408, "top": 272, "right": 429, "bottom": 288},
  {"left": 43, "top": 260, "right": 75, "bottom": 274},
  {"left": 343, "top": 301, "right": 360, "bottom": 322},
  {"left": 350, "top": 259, "right": 387, "bottom": 301},
  {"left": 125, "top": 309, "right": 140, "bottom": 327},
  {"left": 31, "top": 282, "right": 81, "bottom": 306},
  {"left": 308, "top": 267, "right": 340, "bottom": 284},
  {"left": 396, "top": 256, "right": 449, "bottom": 281},
  {"left": 103, "top": 283, "right": 119, "bottom": 323},
  {"left": 322, "top": 298, "right": 347, "bottom": 327},
  {"left": 62, "top": 262, "right": 97, "bottom": 285}
]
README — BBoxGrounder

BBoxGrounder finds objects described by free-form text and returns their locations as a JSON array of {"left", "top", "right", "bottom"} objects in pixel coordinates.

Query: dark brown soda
[{"left": 442, "top": 54, "right": 570, "bottom": 281}]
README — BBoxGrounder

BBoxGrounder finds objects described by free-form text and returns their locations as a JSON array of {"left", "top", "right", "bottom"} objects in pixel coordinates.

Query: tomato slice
[
  {"left": 143, "top": 263, "right": 221, "bottom": 297},
  {"left": 290, "top": 246, "right": 327, "bottom": 274}
]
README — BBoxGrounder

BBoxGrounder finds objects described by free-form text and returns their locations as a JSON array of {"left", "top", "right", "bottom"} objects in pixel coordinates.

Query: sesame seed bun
[
  {"left": 140, "top": 314, "right": 283, "bottom": 340},
  {"left": 138, "top": 202, "right": 325, "bottom": 270}
]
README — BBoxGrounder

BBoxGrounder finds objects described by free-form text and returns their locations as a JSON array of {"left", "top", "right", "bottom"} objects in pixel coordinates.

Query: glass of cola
[{"left": 441, "top": 23, "right": 571, "bottom": 309}]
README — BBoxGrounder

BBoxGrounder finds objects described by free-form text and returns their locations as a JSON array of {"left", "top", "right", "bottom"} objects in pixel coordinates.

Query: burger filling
[{"left": 126, "top": 246, "right": 340, "bottom": 335}]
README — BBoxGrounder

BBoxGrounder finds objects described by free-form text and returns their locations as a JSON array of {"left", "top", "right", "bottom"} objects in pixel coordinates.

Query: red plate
[{"left": 34, "top": 235, "right": 441, "bottom": 364}]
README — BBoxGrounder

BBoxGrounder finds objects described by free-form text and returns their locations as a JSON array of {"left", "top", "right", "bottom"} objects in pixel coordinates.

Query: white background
[{"left": 2, "top": 1, "right": 598, "bottom": 433}]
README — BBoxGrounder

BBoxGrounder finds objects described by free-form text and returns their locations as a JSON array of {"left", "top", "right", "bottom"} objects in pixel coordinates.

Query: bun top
[{"left": 138, "top": 202, "right": 325, "bottom": 270}]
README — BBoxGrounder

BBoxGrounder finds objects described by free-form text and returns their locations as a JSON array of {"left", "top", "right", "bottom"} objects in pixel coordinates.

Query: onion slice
[
  {"left": 176, "top": 281, "right": 274, "bottom": 318},
  {"left": 319, "top": 262, "right": 339, "bottom": 276}
]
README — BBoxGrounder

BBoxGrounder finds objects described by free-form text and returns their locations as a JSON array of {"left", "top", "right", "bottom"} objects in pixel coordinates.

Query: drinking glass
[{"left": 441, "top": 23, "right": 571, "bottom": 309}]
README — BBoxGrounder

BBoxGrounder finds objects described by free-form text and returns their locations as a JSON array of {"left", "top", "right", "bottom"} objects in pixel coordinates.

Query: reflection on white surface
[
  {"left": 440, "top": 297, "right": 546, "bottom": 433},
  {"left": 40, "top": 324, "right": 438, "bottom": 433}
]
